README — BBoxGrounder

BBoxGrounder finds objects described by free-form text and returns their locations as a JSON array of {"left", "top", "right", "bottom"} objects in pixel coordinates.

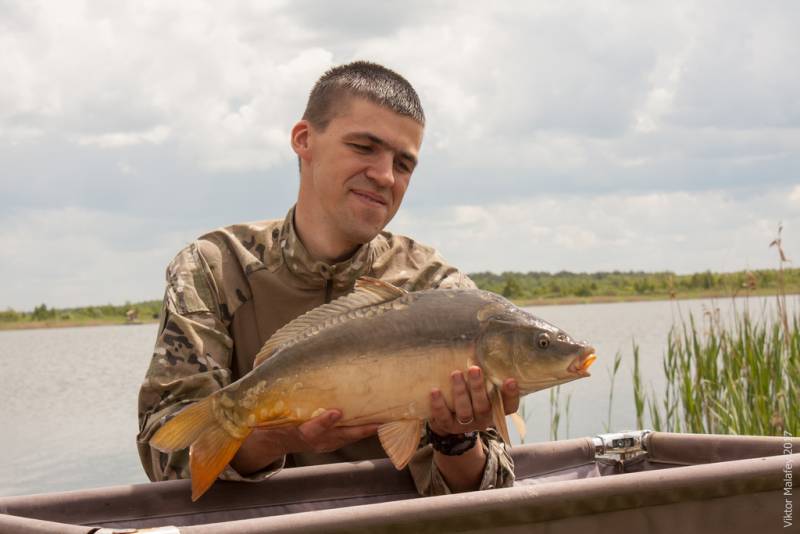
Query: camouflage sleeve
[
  {"left": 408, "top": 429, "right": 515, "bottom": 496},
  {"left": 136, "top": 243, "right": 283, "bottom": 483}
]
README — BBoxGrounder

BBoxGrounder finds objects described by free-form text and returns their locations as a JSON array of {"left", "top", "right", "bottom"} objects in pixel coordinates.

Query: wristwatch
[{"left": 425, "top": 422, "right": 478, "bottom": 456}]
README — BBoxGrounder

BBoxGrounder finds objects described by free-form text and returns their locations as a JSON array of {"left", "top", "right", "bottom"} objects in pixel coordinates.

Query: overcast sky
[{"left": 2, "top": 0, "right": 799, "bottom": 310}]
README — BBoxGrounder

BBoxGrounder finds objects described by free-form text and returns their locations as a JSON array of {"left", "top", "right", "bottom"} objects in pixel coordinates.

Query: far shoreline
[
  {"left": 0, "top": 318, "right": 160, "bottom": 332},
  {"left": 515, "top": 287, "right": 798, "bottom": 307},
  {"left": 2, "top": 288, "right": 796, "bottom": 332}
]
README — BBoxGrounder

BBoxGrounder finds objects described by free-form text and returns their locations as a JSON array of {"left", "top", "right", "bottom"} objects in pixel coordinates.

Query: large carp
[{"left": 152, "top": 277, "right": 597, "bottom": 500}]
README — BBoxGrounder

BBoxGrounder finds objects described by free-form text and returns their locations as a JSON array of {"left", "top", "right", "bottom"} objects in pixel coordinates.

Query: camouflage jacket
[{"left": 137, "top": 207, "right": 514, "bottom": 496}]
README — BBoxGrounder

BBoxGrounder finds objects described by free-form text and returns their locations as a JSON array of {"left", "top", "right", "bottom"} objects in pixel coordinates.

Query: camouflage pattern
[{"left": 137, "top": 207, "right": 514, "bottom": 495}]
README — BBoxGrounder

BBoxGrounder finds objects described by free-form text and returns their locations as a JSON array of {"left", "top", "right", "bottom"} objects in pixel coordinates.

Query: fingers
[
  {"left": 332, "top": 423, "right": 380, "bottom": 442},
  {"left": 501, "top": 379, "right": 520, "bottom": 414},
  {"left": 297, "top": 409, "right": 378, "bottom": 453},
  {"left": 428, "top": 368, "right": 499, "bottom": 436},
  {"left": 298, "top": 409, "right": 341, "bottom": 441},
  {"left": 428, "top": 388, "right": 454, "bottom": 435},
  {"left": 466, "top": 367, "right": 491, "bottom": 420},
  {"left": 451, "top": 371, "right": 475, "bottom": 424}
]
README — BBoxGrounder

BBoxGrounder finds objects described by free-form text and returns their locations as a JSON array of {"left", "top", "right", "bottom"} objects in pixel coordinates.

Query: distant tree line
[
  {"left": 2, "top": 268, "right": 799, "bottom": 324},
  {"left": 0, "top": 300, "right": 163, "bottom": 324},
  {"left": 469, "top": 268, "right": 800, "bottom": 300}
]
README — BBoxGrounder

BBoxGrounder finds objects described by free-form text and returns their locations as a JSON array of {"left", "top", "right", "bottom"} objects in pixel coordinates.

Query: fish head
[{"left": 477, "top": 301, "right": 596, "bottom": 395}]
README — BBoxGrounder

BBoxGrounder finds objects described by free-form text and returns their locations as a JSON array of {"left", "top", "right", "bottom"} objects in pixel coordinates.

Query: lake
[{"left": 0, "top": 294, "right": 795, "bottom": 497}]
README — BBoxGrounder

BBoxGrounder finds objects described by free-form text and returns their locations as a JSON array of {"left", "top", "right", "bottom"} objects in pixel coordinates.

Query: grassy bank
[
  {"left": 0, "top": 317, "right": 160, "bottom": 331},
  {"left": 512, "top": 286, "right": 798, "bottom": 307},
  {"left": 0, "top": 301, "right": 162, "bottom": 331},
  {"left": 472, "top": 267, "right": 800, "bottom": 302}
]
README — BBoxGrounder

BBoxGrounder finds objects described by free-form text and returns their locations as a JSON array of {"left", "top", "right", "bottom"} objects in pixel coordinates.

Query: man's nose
[{"left": 365, "top": 152, "right": 395, "bottom": 188}]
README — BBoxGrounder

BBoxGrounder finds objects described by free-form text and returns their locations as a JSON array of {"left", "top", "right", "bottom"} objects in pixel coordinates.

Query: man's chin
[{"left": 341, "top": 215, "right": 385, "bottom": 245}]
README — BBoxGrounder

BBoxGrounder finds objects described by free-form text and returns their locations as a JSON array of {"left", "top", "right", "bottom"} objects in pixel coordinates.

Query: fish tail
[
  {"left": 151, "top": 399, "right": 215, "bottom": 452},
  {"left": 151, "top": 397, "right": 250, "bottom": 501}
]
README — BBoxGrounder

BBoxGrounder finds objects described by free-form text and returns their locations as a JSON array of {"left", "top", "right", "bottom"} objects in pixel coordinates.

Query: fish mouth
[{"left": 567, "top": 346, "right": 597, "bottom": 377}]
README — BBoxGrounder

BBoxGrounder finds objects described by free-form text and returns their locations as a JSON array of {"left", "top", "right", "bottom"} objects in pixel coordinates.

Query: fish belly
[{"left": 249, "top": 344, "right": 477, "bottom": 427}]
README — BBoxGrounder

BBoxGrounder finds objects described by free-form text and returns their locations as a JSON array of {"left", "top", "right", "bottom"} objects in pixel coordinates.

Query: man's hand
[
  {"left": 428, "top": 366, "right": 519, "bottom": 436},
  {"left": 230, "top": 409, "right": 378, "bottom": 476},
  {"left": 425, "top": 366, "right": 520, "bottom": 492}
]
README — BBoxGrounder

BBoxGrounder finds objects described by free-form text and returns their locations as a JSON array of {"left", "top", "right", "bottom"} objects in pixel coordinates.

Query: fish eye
[{"left": 537, "top": 333, "right": 551, "bottom": 349}]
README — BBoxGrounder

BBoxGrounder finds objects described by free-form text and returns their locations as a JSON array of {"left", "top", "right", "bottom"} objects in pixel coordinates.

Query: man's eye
[
  {"left": 350, "top": 143, "right": 371, "bottom": 152},
  {"left": 395, "top": 161, "right": 410, "bottom": 173}
]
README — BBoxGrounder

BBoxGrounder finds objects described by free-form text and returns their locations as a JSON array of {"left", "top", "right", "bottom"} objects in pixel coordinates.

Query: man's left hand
[{"left": 428, "top": 366, "right": 520, "bottom": 436}]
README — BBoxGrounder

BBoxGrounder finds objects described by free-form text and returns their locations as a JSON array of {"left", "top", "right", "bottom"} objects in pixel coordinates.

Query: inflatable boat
[{"left": 0, "top": 431, "right": 796, "bottom": 533}]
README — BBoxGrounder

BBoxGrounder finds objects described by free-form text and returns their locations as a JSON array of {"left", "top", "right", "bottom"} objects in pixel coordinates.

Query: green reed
[
  {"left": 603, "top": 352, "right": 623, "bottom": 432},
  {"left": 526, "top": 289, "right": 797, "bottom": 441},
  {"left": 633, "top": 300, "right": 799, "bottom": 436},
  {"left": 549, "top": 386, "right": 561, "bottom": 441}
]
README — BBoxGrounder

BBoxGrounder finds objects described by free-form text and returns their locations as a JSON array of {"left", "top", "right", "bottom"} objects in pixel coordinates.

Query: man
[{"left": 137, "top": 61, "right": 518, "bottom": 495}]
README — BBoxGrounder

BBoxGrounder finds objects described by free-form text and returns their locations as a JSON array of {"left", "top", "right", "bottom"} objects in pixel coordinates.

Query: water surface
[{"left": 0, "top": 295, "right": 794, "bottom": 497}]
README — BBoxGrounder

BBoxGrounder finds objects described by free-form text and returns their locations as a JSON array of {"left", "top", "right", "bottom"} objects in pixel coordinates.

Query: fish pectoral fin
[
  {"left": 378, "top": 419, "right": 423, "bottom": 470},
  {"left": 189, "top": 424, "right": 248, "bottom": 502},
  {"left": 510, "top": 412, "right": 527, "bottom": 442},
  {"left": 490, "top": 387, "right": 511, "bottom": 446}
]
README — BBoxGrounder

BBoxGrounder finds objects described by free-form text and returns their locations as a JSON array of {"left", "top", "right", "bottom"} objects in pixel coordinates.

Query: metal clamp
[{"left": 593, "top": 429, "right": 653, "bottom": 460}]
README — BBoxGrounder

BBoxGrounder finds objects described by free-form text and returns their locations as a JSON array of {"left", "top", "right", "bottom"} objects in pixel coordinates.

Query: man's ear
[{"left": 291, "top": 120, "right": 312, "bottom": 163}]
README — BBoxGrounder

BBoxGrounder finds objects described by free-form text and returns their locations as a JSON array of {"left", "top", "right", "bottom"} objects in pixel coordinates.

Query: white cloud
[
  {"left": 2, "top": 1, "right": 800, "bottom": 308},
  {"left": 0, "top": 1, "right": 331, "bottom": 172},
  {"left": 3, "top": 0, "right": 799, "bottom": 187},
  {"left": 76, "top": 125, "right": 171, "bottom": 148},
  {"left": 0, "top": 206, "right": 203, "bottom": 310},
  {"left": 791, "top": 185, "right": 800, "bottom": 205},
  {"left": 390, "top": 187, "right": 800, "bottom": 275}
]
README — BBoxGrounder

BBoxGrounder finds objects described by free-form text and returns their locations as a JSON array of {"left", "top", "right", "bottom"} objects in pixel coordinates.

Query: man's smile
[{"left": 351, "top": 188, "right": 388, "bottom": 207}]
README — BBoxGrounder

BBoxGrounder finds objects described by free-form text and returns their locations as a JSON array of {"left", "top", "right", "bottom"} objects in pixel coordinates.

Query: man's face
[{"left": 296, "top": 98, "right": 424, "bottom": 250}]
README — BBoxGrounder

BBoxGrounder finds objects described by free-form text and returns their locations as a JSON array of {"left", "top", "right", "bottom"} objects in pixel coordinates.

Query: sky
[{"left": 2, "top": 0, "right": 799, "bottom": 310}]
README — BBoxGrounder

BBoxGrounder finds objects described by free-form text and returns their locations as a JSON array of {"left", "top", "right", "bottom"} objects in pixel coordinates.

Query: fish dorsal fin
[
  {"left": 490, "top": 387, "right": 511, "bottom": 446},
  {"left": 378, "top": 419, "right": 423, "bottom": 470},
  {"left": 253, "top": 277, "right": 408, "bottom": 367},
  {"left": 355, "top": 276, "right": 407, "bottom": 300}
]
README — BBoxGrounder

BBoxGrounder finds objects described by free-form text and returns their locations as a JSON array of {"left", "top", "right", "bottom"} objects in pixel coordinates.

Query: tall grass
[
  {"left": 634, "top": 301, "right": 799, "bottom": 436},
  {"left": 603, "top": 352, "right": 623, "bottom": 432},
  {"left": 525, "top": 298, "right": 797, "bottom": 440},
  {"left": 545, "top": 385, "right": 573, "bottom": 441},
  {"left": 630, "top": 227, "right": 799, "bottom": 436},
  {"left": 522, "top": 229, "right": 796, "bottom": 440}
]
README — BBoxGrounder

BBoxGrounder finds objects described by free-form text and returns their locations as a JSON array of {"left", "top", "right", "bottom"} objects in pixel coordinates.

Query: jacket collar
[{"left": 269, "top": 206, "right": 376, "bottom": 288}]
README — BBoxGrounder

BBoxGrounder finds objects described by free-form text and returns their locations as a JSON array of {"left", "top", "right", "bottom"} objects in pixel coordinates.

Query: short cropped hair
[{"left": 302, "top": 61, "right": 425, "bottom": 130}]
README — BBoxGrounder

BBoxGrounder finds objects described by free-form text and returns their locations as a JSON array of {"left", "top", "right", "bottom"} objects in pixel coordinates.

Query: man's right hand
[{"left": 230, "top": 409, "right": 379, "bottom": 476}]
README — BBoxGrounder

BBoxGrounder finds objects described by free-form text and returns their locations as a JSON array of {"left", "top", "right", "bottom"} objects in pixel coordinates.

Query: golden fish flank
[
  {"left": 238, "top": 380, "right": 269, "bottom": 410},
  {"left": 151, "top": 276, "right": 597, "bottom": 501}
]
